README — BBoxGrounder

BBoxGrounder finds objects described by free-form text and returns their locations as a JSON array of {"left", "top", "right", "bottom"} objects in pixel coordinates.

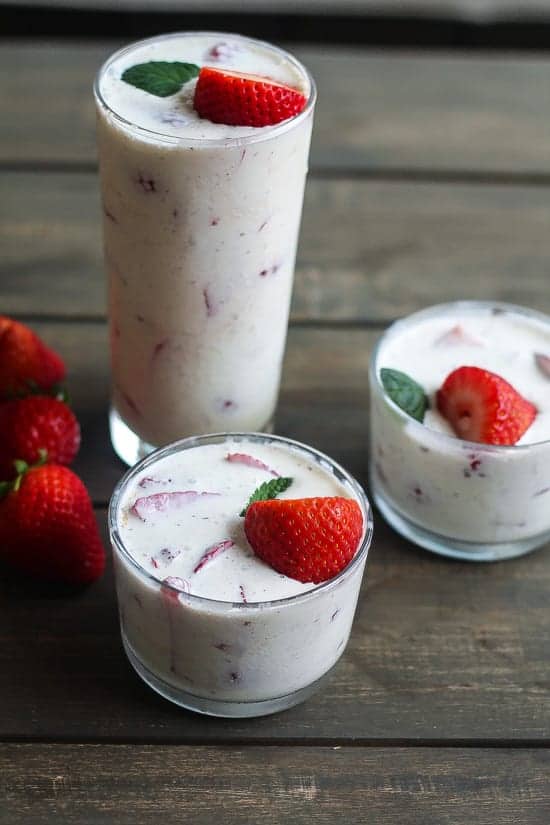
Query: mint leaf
[
  {"left": 240, "top": 477, "right": 293, "bottom": 517},
  {"left": 122, "top": 61, "right": 200, "bottom": 97},
  {"left": 380, "top": 368, "right": 428, "bottom": 422}
]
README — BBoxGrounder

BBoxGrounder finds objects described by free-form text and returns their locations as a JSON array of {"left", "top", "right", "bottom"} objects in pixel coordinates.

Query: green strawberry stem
[
  {"left": 52, "top": 383, "right": 70, "bottom": 404},
  {"left": 6, "top": 379, "right": 70, "bottom": 404},
  {"left": 0, "top": 450, "right": 48, "bottom": 497}
]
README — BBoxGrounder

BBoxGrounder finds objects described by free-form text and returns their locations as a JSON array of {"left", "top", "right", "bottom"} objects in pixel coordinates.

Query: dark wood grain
[
  {"left": 0, "top": 322, "right": 548, "bottom": 743},
  {"left": 3, "top": 172, "right": 550, "bottom": 323},
  {"left": 2, "top": 38, "right": 550, "bottom": 793},
  {"left": 1, "top": 744, "right": 549, "bottom": 824},
  {"left": 20, "top": 322, "right": 372, "bottom": 502},
  {"left": 1, "top": 498, "right": 549, "bottom": 742},
  {"left": 3, "top": 42, "right": 550, "bottom": 174}
]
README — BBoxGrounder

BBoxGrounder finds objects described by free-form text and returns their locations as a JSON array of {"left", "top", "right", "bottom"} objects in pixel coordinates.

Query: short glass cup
[
  {"left": 108, "top": 432, "right": 373, "bottom": 717},
  {"left": 369, "top": 301, "right": 550, "bottom": 562}
]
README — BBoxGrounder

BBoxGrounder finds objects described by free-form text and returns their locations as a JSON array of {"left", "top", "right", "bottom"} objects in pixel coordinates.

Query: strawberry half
[
  {"left": 0, "top": 462, "right": 105, "bottom": 585},
  {"left": 244, "top": 497, "right": 363, "bottom": 584},
  {"left": 0, "top": 315, "right": 65, "bottom": 399},
  {"left": 193, "top": 66, "right": 307, "bottom": 127},
  {"left": 436, "top": 365, "right": 537, "bottom": 445},
  {"left": 0, "top": 395, "right": 80, "bottom": 479}
]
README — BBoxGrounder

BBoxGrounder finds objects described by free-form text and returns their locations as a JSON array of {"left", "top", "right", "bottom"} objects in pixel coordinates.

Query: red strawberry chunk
[
  {"left": 138, "top": 476, "right": 172, "bottom": 489},
  {"left": 207, "top": 41, "right": 242, "bottom": 61},
  {"left": 131, "top": 490, "right": 220, "bottom": 521},
  {"left": 193, "top": 67, "right": 307, "bottom": 128},
  {"left": 535, "top": 353, "right": 550, "bottom": 380},
  {"left": 162, "top": 576, "right": 191, "bottom": 599},
  {"left": 194, "top": 539, "right": 235, "bottom": 574},
  {"left": 436, "top": 365, "right": 537, "bottom": 446},
  {"left": 226, "top": 452, "right": 280, "bottom": 476},
  {"left": 434, "top": 325, "right": 482, "bottom": 347},
  {"left": 244, "top": 497, "right": 363, "bottom": 584}
]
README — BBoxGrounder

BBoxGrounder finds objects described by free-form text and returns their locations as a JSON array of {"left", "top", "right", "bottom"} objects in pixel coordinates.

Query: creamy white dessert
[
  {"left": 109, "top": 434, "right": 371, "bottom": 715},
  {"left": 95, "top": 33, "right": 315, "bottom": 460},
  {"left": 370, "top": 302, "right": 550, "bottom": 558}
]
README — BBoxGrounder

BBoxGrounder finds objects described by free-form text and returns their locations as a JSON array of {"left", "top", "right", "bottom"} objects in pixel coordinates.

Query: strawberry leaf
[
  {"left": 240, "top": 476, "right": 293, "bottom": 517},
  {"left": 122, "top": 61, "right": 200, "bottom": 97},
  {"left": 25, "top": 379, "right": 40, "bottom": 394},
  {"left": 380, "top": 368, "right": 428, "bottom": 422},
  {"left": 13, "top": 459, "right": 28, "bottom": 476},
  {"left": 52, "top": 383, "right": 70, "bottom": 404},
  {"left": 6, "top": 379, "right": 69, "bottom": 402}
]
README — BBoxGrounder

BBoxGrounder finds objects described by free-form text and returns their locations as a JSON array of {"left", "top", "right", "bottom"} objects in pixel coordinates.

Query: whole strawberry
[
  {"left": 194, "top": 67, "right": 307, "bottom": 127},
  {"left": 0, "top": 462, "right": 105, "bottom": 584},
  {"left": 244, "top": 497, "right": 363, "bottom": 584},
  {"left": 0, "top": 396, "right": 80, "bottom": 479},
  {"left": 0, "top": 315, "right": 65, "bottom": 399}
]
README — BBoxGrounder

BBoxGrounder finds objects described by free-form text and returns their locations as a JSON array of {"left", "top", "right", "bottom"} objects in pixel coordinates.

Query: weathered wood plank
[
  {"left": 3, "top": 172, "right": 550, "bottom": 323},
  {"left": 1, "top": 492, "right": 549, "bottom": 740},
  {"left": 1, "top": 744, "right": 549, "bottom": 825},
  {"left": 2, "top": 41, "right": 550, "bottom": 174},
  {"left": 24, "top": 322, "right": 374, "bottom": 501},
  {"left": 0, "top": 322, "right": 549, "bottom": 741},
  {"left": 7, "top": 511, "right": 550, "bottom": 743}
]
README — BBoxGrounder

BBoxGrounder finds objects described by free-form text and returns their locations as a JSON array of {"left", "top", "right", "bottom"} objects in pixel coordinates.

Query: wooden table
[{"left": 1, "top": 41, "right": 550, "bottom": 823}]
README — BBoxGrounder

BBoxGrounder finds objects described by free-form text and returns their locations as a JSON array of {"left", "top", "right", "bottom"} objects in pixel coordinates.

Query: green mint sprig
[
  {"left": 121, "top": 61, "right": 200, "bottom": 97},
  {"left": 240, "top": 477, "right": 293, "bottom": 517},
  {"left": 380, "top": 367, "right": 428, "bottom": 423}
]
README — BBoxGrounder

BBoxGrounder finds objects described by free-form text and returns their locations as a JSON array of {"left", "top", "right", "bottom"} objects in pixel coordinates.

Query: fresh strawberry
[
  {"left": 244, "top": 497, "right": 363, "bottom": 584},
  {"left": 0, "top": 396, "right": 80, "bottom": 479},
  {"left": 193, "top": 66, "right": 307, "bottom": 127},
  {"left": 436, "top": 365, "right": 537, "bottom": 445},
  {"left": 0, "top": 462, "right": 105, "bottom": 584},
  {"left": 0, "top": 316, "right": 65, "bottom": 399}
]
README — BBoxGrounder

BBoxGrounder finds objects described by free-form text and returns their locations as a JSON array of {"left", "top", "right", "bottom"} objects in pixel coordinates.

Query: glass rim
[
  {"left": 370, "top": 299, "right": 550, "bottom": 453},
  {"left": 93, "top": 31, "right": 317, "bottom": 148},
  {"left": 108, "top": 431, "right": 373, "bottom": 609}
]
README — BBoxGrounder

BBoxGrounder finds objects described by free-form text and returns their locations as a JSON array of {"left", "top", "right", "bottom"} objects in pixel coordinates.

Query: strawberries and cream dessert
[
  {"left": 370, "top": 301, "right": 550, "bottom": 561},
  {"left": 109, "top": 433, "right": 372, "bottom": 717},
  {"left": 94, "top": 33, "right": 315, "bottom": 465}
]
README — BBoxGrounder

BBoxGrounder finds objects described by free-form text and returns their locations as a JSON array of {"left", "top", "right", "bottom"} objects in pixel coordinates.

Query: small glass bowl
[
  {"left": 369, "top": 301, "right": 550, "bottom": 562},
  {"left": 109, "top": 432, "right": 373, "bottom": 717}
]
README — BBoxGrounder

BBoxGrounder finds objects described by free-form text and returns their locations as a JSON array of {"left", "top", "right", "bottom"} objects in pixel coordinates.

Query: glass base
[
  {"left": 373, "top": 489, "right": 549, "bottom": 562},
  {"left": 122, "top": 633, "right": 329, "bottom": 718},
  {"left": 110, "top": 407, "right": 156, "bottom": 467},
  {"left": 110, "top": 406, "right": 276, "bottom": 467}
]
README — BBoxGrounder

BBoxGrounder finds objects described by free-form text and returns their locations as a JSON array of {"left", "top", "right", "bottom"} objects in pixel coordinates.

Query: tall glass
[{"left": 94, "top": 33, "right": 316, "bottom": 465}]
